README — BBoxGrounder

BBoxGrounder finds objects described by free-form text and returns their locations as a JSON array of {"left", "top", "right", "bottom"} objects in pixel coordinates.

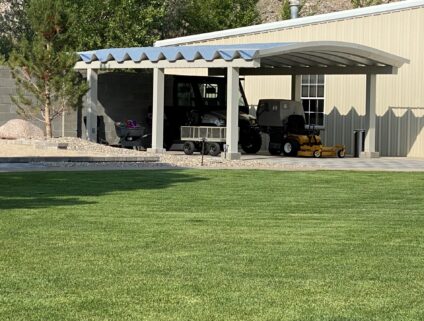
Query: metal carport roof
[{"left": 75, "top": 41, "right": 408, "bottom": 75}]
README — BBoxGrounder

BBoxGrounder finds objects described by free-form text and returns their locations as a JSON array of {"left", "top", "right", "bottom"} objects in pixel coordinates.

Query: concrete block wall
[
  {"left": 0, "top": 66, "right": 79, "bottom": 137},
  {"left": 0, "top": 67, "right": 160, "bottom": 142},
  {"left": 94, "top": 71, "right": 154, "bottom": 144},
  {"left": 0, "top": 66, "right": 18, "bottom": 124},
  {"left": 86, "top": 71, "right": 173, "bottom": 145}
]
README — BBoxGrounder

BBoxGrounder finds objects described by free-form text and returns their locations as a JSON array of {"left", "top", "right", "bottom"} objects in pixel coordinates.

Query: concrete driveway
[{"left": 240, "top": 154, "right": 424, "bottom": 171}]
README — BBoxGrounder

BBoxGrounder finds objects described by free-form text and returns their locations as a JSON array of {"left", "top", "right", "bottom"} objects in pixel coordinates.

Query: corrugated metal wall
[{"left": 178, "top": 6, "right": 424, "bottom": 157}]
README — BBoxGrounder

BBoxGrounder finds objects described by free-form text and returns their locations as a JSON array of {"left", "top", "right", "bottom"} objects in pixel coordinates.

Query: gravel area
[
  {"left": 2, "top": 137, "right": 423, "bottom": 172},
  {"left": 0, "top": 137, "right": 144, "bottom": 156},
  {"left": 0, "top": 137, "right": 310, "bottom": 170}
]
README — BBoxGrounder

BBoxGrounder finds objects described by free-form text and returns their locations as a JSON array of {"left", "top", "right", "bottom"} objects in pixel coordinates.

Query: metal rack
[{"left": 180, "top": 126, "right": 226, "bottom": 142}]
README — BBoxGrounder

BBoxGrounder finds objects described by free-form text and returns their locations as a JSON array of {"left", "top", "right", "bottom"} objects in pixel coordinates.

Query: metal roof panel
[
  {"left": 76, "top": 42, "right": 408, "bottom": 73},
  {"left": 77, "top": 43, "right": 288, "bottom": 64}
]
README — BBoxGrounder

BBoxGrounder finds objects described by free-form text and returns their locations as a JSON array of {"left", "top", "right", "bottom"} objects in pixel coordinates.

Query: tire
[
  {"left": 241, "top": 131, "right": 262, "bottom": 154},
  {"left": 282, "top": 139, "right": 299, "bottom": 157},
  {"left": 208, "top": 142, "right": 221, "bottom": 157},
  {"left": 313, "top": 150, "right": 322, "bottom": 158},
  {"left": 337, "top": 149, "right": 345, "bottom": 158},
  {"left": 183, "top": 141, "right": 195, "bottom": 155}
]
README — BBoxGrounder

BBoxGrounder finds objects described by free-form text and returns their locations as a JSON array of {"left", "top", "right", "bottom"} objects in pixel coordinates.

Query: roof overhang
[
  {"left": 75, "top": 41, "right": 409, "bottom": 75},
  {"left": 74, "top": 58, "right": 260, "bottom": 70}
]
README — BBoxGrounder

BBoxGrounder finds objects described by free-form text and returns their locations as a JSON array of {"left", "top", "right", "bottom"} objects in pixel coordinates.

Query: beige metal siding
[{"left": 185, "top": 7, "right": 424, "bottom": 157}]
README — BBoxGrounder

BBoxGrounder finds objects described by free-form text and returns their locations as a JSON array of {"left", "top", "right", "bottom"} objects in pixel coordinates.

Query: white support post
[
  {"left": 86, "top": 68, "right": 98, "bottom": 142},
  {"left": 147, "top": 68, "right": 166, "bottom": 154},
  {"left": 225, "top": 67, "right": 241, "bottom": 160},
  {"left": 291, "top": 75, "right": 302, "bottom": 102},
  {"left": 361, "top": 74, "right": 380, "bottom": 158}
]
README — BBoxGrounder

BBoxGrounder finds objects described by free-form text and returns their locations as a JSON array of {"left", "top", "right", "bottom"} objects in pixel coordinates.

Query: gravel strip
[
  {"left": 2, "top": 138, "right": 423, "bottom": 172},
  {"left": 0, "top": 137, "right": 314, "bottom": 170}
]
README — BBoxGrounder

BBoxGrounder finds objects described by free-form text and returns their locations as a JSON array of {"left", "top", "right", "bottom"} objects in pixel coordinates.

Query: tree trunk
[
  {"left": 44, "top": 85, "right": 52, "bottom": 138},
  {"left": 44, "top": 105, "right": 52, "bottom": 138}
]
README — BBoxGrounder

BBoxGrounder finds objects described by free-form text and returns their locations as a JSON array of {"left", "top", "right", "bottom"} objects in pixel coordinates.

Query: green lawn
[{"left": 0, "top": 170, "right": 423, "bottom": 321}]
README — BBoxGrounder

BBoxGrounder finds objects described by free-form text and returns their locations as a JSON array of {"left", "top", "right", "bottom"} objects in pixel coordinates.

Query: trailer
[{"left": 180, "top": 126, "right": 227, "bottom": 156}]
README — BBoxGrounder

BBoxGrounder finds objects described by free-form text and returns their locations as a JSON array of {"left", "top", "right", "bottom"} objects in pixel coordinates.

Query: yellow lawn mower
[{"left": 257, "top": 99, "right": 345, "bottom": 158}]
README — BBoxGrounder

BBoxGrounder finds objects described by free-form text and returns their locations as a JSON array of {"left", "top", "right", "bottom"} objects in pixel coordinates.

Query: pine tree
[
  {"left": 7, "top": 0, "right": 87, "bottom": 137},
  {"left": 0, "top": 0, "right": 30, "bottom": 59}
]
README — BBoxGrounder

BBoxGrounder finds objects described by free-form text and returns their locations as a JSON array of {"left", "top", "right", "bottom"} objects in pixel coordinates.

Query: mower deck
[{"left": 297, "top": 144, "right": 345, "bottom": 158}]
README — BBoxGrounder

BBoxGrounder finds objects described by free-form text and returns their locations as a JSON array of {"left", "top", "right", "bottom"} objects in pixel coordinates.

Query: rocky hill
[{"left": 257, "top": 0, "right": 401, "bottom": 23}]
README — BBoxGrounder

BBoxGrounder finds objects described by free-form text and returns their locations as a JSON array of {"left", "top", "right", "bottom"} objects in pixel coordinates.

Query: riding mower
[{"left": 257, "top": 99, "right": 345, "bottom": 158}]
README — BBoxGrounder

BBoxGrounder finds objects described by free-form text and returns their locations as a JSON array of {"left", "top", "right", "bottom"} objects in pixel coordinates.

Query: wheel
[
  {"left": 337, "top": 149, "right": 345, "bottom": 158},
  {"left": 183, "top": 141, "right": 195, "bottom": 155},
  {"left": 241, "top": 131, "right": 262, "bottom": 154},
  {"left": 282, "top": 139, "right": 299, "bottom": 157},
  {"left": 208, "top": 142, "right": 221, "bottom": 157},
  {"left": 313, "top": 150, "right": 322, "bottom": 158}
]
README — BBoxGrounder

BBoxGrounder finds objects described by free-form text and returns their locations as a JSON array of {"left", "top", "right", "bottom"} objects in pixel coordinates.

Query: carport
[{"left": 75, "top": 41, "right": 408, "bottom": 159}]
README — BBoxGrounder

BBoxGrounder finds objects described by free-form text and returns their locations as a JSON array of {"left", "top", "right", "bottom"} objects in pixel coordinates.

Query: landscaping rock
[{"left": 0, "top": 119, "right": 44, "bottom": 139}]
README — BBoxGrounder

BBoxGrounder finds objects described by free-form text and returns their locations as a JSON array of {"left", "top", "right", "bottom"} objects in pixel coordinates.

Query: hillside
[{"left": 257, "top": 0, "right": 401, "bottom": 22}]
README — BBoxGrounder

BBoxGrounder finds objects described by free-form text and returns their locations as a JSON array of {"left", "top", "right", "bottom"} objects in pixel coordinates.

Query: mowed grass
[{"left": 0, "top": 170, "right": 424, "bottom": 321}]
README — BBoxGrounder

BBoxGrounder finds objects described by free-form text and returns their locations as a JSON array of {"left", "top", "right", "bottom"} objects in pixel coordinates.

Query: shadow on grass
[{"left": 0, "top": 169, "right": 207, "bottom": 210}]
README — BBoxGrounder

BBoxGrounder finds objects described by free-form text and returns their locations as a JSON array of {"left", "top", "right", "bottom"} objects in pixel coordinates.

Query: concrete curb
[{"left": 0, "top": 156, "right": 160, "bottom": 163}]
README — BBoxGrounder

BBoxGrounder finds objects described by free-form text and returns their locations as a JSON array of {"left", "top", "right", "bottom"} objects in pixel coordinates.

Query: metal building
[{"left": 155, "top": 0, "right": 424, "bottom": 158}]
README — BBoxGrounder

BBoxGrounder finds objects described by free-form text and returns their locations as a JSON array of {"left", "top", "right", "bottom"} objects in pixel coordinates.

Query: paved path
[
  {"left": 0, "top": 156, "right": 159, "bottom": 163},
  {"left": 0, "top": 163, "right": 48, "bottom": 172},
  {"left": 1, "top": 155, "right": 424, "bottom": 172},
  {"left": 0, "top": 162, "right": 168, "bottom": 172},
  {"left": 241, "top": 154, "right": 424, "bottom": 171}
]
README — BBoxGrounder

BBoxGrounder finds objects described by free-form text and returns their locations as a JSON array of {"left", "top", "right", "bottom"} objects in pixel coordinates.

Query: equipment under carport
[
  {"left": 115, "top": 121, "right": 151, "bottom": 150},
  {"left": 180, "top": 126, "right": 226, "bottom": 156},
  {"left": 257, "top": 99, "right": 345, "bottom": 158}
]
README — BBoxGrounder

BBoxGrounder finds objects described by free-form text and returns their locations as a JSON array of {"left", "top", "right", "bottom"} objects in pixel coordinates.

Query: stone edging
[{"left": 0, "top": 156, "right": 160, "bottom": 163}]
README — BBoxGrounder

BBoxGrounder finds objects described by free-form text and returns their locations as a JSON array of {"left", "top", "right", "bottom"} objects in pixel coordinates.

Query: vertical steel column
[
  {"left": 291, "top": 74, "right": 302, "bottom": 102},
  {"left": 86, "top": 68, "right": 98, "bottom": 142},
  {"left": 362, "top": 73, "right": 380, "bottom": 158},
  {"left": 148, "top": 68, "right": 166, "bottom": 154},
  {"left": 226, "top": 67, "right": 241, "bottom": 160}
]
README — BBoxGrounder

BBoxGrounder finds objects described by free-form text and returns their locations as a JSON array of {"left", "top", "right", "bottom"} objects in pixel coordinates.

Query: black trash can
[{"left": 353, "top": 129, "right": 366, "bottom": 157}]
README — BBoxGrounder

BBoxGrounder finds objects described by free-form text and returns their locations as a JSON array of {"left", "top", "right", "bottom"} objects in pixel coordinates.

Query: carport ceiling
[{"left": 75, "top": 41, "right": 409, "bottom": 75}]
